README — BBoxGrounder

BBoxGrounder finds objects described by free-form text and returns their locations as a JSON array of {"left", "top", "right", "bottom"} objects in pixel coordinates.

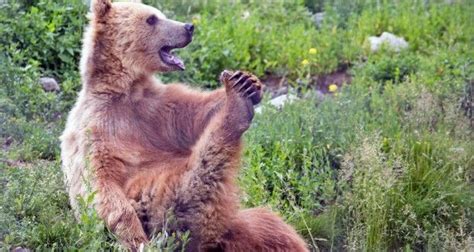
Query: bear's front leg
[
  {"left": 89, "top": 137, "right": 148, "bottom": 251},
  {"left": 172, "top": 71, "right": 263, "bottom": 249},
  {"left": 96, "top": 182, "right": 148, "bottom": 250}
]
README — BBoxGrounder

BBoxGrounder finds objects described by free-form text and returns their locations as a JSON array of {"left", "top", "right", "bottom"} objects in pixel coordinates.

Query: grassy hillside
[{"left": 1, "top": 0, "right": 473, "bottom": 250}]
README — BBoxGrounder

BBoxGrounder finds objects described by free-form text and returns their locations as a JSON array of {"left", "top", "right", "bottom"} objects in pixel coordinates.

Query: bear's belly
[{"left": 61, "top": 124, "right": 189, "bottom": 216}]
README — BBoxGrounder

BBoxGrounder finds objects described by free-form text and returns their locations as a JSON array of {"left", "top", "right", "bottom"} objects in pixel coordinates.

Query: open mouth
[{"left": 159, "top": 46, "right": 185, "bottom": 70}]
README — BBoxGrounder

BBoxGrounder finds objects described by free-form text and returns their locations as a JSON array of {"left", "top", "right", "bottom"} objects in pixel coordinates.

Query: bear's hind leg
[
  {"left": 220, "top": 208, "right": 309, "bottom": 252},
  {"left": 125, "top": 168, "right": 186, "bottom": 238}
]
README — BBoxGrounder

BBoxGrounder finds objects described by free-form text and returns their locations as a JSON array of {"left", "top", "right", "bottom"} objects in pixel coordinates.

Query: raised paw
[{"left": 220, "top": 70, "right": 264, "bottom": 105}]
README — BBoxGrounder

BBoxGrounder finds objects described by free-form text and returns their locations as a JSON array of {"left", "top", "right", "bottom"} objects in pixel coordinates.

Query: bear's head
[{"left": 86, "top": 0, "right": 194, "bottom": 76}]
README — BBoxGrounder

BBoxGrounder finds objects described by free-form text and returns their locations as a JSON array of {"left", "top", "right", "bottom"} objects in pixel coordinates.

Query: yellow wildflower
[
  {"left": 309, "top": 48, "right": 317, "bottom": 55},
  {"left": 192, "top": 16, "right": 200, "bottom": 25},
  {"left": 301, "top": 59, "right": 309, "bottom": 66},
  {"left": 329, "top": 84, "right": 338, "bottom": 92}
]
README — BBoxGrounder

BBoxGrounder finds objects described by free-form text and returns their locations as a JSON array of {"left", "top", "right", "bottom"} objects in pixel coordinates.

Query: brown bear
[{"left": 60, "top": 0, "right": 308, "bottom": 251}]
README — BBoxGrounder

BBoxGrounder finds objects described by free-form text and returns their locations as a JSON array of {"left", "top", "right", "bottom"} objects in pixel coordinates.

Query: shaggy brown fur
[{"left": 60, "top": 0, "right": 308, "bottom": 251}]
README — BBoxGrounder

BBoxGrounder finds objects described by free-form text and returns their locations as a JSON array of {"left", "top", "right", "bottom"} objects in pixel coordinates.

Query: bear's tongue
[{"left": 160, "top": 49, "right": 185, "bottom": 70}]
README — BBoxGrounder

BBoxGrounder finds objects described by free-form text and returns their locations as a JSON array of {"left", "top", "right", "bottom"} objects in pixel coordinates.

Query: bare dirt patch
[{"left": 261, "top": 66, "right": 352, "bottom": 97}]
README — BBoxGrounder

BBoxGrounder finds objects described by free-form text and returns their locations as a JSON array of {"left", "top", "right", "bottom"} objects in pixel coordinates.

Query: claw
[
  {"left": 233, "top": 75, "right": 251, "bottom": 88},
  {"left": 248, "top": 91, "right": 261, "bottom": 105},
  {"left": 230, "top": 71, "right": 243, "bottom": 80},
  {"left": 242, "top": 83, "right": 255, "bottom": 95},
  {"left": 238, "top": 79, "right": 254, "bottom": 92},
  {"left": 248, "top": 91, "right": 257, "bottom": 98}
]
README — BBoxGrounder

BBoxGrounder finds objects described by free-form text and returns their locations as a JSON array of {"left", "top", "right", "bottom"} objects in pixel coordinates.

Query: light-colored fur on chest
[{"left": 60, "top": 81, "right": 180, "bottom": 212}]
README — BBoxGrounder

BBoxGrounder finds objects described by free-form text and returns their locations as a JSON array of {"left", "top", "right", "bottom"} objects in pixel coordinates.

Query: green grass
[{"left": 1, "top": 0, "right": 473, "bottom": 251}]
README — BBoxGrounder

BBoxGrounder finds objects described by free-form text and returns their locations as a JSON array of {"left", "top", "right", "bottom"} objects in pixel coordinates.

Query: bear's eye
[{"left": 146, "top": 15, "right": 158, "bottom": 26}]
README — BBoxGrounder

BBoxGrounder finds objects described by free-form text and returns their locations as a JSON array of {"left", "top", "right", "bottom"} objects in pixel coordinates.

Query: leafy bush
[
  {"left": 0, "top": 1, "right": 87, "bottom": 76},
  {"left": 0, "top": 1, "right": 84, "bottom": 161},
  {"left": 0, "top": 55, "right": 77, "bottom": 161},
  {"left": 162, "top": 2, "right": 324, "bottom": 87},
  {"left": 357, "top": 51, "right": 419, "bottom": 84}
]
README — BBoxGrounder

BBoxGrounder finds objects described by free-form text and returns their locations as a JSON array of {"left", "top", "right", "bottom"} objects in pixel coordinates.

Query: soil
[
  {"left": 312, "top": 66, "right": 352, "bottom": 94},
  {"left": 261, "top": 66, "right": 352, "bottom": 97},
  {"left": 260, "top": 74, "right": 289, "bottom": 98}
]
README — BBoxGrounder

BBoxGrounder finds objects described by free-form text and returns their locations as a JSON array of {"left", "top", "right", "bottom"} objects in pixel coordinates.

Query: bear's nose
[{"left": 184, "top": 23, "right": 194, "bottom": 36}]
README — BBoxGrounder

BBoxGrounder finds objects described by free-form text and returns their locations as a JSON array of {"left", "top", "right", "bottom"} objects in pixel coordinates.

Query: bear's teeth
[{"left": 160, "top": 49, "right": 185, "bottom": 70}]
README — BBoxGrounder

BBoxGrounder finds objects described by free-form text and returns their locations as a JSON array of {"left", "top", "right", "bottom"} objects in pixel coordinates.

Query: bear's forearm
[
  {"left": 190, "top": 88, "right": 227, "bottom": 135},
  {"left": 96, "top": 181, "right": 148, "bottom": 249},
  {"left": 161, "top": 84, "right": 227, "bottom": 147}
]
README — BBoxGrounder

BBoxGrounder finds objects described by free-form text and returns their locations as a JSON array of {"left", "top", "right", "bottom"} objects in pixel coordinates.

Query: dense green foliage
[{"left": 1, "top": 0, "right": 473, "bottom": 251}]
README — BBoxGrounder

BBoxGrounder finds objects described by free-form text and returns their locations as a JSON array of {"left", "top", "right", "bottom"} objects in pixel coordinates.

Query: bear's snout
[{"left": 184, "top": 23, "right": 194, "bottom": 36}]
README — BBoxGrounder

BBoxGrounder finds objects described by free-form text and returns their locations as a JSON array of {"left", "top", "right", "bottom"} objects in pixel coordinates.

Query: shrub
[
  {"left": 0, "top": 0, "right": 87, "bottom": 77},
  {"left": 357, "top": 51, "right": 419, "bottom": 84},
  {"left": 161, "top": 2, "right": 323, "bottom": 87}
]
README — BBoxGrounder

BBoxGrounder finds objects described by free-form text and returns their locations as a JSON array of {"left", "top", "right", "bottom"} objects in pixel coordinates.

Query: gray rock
[
  {"left": 368, "top": 32, "right": 408, "bottom": 52},
  {"left": 312, "top": 12, "right": 325, "bottom": 28},
  {"left": 255, "top": 94, "right": 299, "bottom": 114},
  {"left": 269, "top": 94, "right": 298, "bottom": 108},
  {"left": 272, "top": 86, "right": 288, "bottom": 98},
  {"left": 39, "top": 77, "right": 60, "bottom": 92}
]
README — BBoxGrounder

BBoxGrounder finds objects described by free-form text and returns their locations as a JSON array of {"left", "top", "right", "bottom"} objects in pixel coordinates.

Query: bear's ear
[{"left": 92, "top": 0, "right": 112, "bottom": 19}]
